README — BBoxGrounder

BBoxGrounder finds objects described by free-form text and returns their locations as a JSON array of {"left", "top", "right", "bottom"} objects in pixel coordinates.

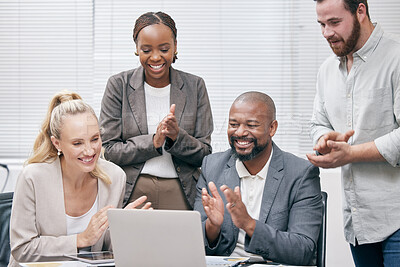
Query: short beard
[
  {"left": 230, "top": 136, "right": 268, "bottom": 162},
  {"left": 330, "top": 15, "right": 361, "bottom": 57}
]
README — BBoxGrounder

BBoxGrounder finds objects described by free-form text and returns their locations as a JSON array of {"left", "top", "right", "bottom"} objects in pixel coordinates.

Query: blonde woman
[{"left": 8, "top": 92, "right": 150, "bottom": 266}]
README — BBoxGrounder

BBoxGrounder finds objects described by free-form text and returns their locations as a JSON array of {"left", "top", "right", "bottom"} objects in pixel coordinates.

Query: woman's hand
[
  {"left": 125, "top": 195, "right": 152, "bottom": 210},
  {"left": 161, "top": 104, "right": 180, "bottom": 141},
  {"left": 153, "top": 123, "right": 166, "bottom": 149},
  {"left": 77, "top": 205, "right": 113, "bottom": 248}
]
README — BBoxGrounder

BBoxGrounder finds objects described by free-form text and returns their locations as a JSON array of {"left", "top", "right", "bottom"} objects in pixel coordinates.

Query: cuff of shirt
[{"left": 375, "top": 134, "right": 400, "bottom": 167}]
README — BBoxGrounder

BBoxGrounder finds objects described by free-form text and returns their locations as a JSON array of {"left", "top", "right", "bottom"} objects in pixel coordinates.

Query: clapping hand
[
  {"left": 161, "top": 104, "right": 179, "bottom": 141},
  {"left": 220, "top": 185, "right": 256, "bottom": 237},
  {"left": 125, "top": 195, "right": 152, "bottom": 210},
  {"left": 77, "top": 205, "right": 113, "bottom": 248},
  {"left": 306, "top": 130, "right": 355, "bottom": 168}
]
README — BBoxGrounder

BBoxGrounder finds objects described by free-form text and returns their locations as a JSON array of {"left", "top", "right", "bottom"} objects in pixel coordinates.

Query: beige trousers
[{"left": 129, "top": 174, "right": 190, "bottom": 210}]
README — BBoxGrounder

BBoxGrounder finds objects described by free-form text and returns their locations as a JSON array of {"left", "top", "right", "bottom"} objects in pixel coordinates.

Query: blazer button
[{"left": 176, "top": 167, "right": 181, "bottom": 173}]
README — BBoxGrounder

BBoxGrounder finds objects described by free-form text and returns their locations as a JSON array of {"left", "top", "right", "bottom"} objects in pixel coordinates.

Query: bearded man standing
[
  {"left": 194, "top": 91, "right": 323, "bottom": 266},
  {"left": 307, "top": 0, "right": 400, "bottom": 266}
]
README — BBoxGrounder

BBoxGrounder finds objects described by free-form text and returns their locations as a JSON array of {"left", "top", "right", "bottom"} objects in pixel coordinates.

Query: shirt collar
[
  {"left": 235, "top": 148, "right": 273, "bottom": 180},
  {"left": 337, "top": 22, "right": 383, "bottom": 64},
  {"left": 354, "top": 22, "right": 383, "bottom": 62}
]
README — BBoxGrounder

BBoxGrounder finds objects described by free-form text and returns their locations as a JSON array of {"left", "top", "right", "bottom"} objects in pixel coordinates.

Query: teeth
[
  {"left": 150, "top": 64, "right": 163, "bottom": 70},
  {"left": 82, "top": 156, "right": 93, "bottom": 163},
  {"left": 238, "top": 141, "right": 250, "bottom": 145}
]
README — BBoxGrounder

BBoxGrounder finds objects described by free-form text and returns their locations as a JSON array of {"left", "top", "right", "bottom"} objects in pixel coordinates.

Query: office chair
[
  {"left": 0, "top": 163, "right": 10, "bottom": 193},
  {"left": 0, "top": 191, "right": 13, "bottom": 266},
  {"left": 316, "top": 191, "right": 328, "bottom": 267}
]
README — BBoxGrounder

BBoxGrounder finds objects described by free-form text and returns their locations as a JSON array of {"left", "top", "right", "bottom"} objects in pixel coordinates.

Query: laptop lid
[{"left": 108, "top": 209, "right": 207, "bottom": 267}]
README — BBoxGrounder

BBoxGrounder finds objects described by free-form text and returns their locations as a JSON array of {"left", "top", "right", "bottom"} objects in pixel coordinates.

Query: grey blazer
[
  {"left": 193, "top": 142, "right": 323, "bottom": 266},
  {"left": 99, "top": 66, "right": 213, "bottom": 207},
  {"left": 8, "top": 158, "right": 126, "bottom": 267}
]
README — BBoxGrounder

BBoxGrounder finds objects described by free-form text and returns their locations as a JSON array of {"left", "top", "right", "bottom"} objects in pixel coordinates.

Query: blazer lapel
[
  {"left": 169, "top": 67, "right": 186, "bottom": 124},
  {"left": 97, "top": 179, "right": 107, "bottom": 214},
  {"left": 259, "top": 143, "right": 284, "bottom": 223},
  {"left": 128, "top": 66, "right": 148, "bottom": 134},
  {"left": 92, "top": 178, "right": 108, "bottom": 251},
  {"left": 223, "top": 154, "right": 240, "bottom": 190},
  {"left": 222, "top": 154, "right": 241, "bottom": 238},
  {"left": 52, "top": 157, "right": 68, "bottom": 235}
]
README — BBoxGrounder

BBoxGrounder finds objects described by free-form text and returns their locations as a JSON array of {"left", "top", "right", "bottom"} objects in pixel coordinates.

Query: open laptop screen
[{"left": 108, "top": 209, "right": 207, "bottom": 267}]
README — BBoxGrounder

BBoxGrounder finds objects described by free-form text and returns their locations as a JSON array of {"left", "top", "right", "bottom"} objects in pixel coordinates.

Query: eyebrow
[
  {"left": 141, "top": 43, "right": 171, "bottom": 47},
  {"left": 246, "top": 120, "right": 260, "bottom": 124},
  {"left": 70, "top": 133, "right": 100, "bottom": 142},
  {"left": 229, "top": 119, "right": 260, "bottom": 123},
  {"left": 317, "top": 17, "right": 342, "bottom": 24}
]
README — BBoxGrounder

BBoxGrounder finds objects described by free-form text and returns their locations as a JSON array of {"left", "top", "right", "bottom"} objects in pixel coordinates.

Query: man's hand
[
  {"left": 314, "top": 130, "right": 354, "bottom": 155},
  {"left": 307, "top": 140, "right": 353, "bottom": 168},
  {"left": 202, "top": 182, "right": 225, "bottom": 243},
  {"left": 220, "top": 185, "right": 256, "bottom": 237},
  {"left": 307, "top": 139, "right": 385, "bottom": 168}
]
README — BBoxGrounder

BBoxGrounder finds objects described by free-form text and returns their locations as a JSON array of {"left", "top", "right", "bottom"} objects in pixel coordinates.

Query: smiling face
[
  {"left": 316, "top": 0, "right": 361, "bottom": 57},
  {"left": 228, "top": 100, "right": 277, "bottom": 162},
  {"left": 136, "top": 23, "right": 177, "bottom": 88},
  {"left": 52, "top": 112, "right": 102, "bottom": 174}
]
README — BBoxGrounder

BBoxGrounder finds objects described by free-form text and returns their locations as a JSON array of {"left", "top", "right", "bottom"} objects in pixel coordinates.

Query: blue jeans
[{"left": 350, "top": 228, "right": 400, "bottom": 267}]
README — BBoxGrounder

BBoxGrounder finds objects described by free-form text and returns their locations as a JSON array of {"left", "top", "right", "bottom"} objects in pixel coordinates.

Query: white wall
[{"left": 320, "top": 169, "right": 354, "bottom": 267}]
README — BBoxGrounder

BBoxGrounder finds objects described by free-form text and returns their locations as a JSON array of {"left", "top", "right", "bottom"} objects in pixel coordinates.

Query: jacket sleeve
[
  {"left": 245, "top": 165, "right": 323, "bottom": 265},
  {"left": 165, "top": 77, "right": 213, "bottom": 167},
  {"left": 99, "top": 75, "right": 161, "bottom": 166},
  {"left": 10, "top": 170, "right": 77, "bottom": 263},
  {"left": 193, "top": 155, "right": 237, "bottom": 256}
]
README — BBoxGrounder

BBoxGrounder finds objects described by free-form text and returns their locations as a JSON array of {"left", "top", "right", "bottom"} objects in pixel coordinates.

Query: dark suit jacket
[
  {"left": 99, "top": 66, "right": 213, "bottom": 207},
  {"left": 193, "top": 142, "right": 323, "bottom": 265}
]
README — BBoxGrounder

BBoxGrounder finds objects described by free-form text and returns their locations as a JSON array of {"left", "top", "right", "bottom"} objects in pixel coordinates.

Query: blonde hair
[{"left": 27, "top": 91, "right": 111, "bottom": 184}]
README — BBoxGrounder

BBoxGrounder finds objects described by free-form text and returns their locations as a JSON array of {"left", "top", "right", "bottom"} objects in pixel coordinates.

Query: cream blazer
[{"left": 8, "top": 157, "right": 126, "bottom": 266}]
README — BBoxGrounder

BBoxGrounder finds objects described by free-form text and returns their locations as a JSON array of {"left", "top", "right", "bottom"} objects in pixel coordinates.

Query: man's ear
[
  {"left": 269, "top": 120, "right": 278, "bottom": 137},
  {"left": 357, "top": 3, "right": 368, "bottom": 22}
]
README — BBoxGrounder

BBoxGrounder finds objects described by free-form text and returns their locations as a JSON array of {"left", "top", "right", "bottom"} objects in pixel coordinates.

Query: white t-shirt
[
  {"left": 66, "top": 194, "right": 99, "bottom": 251},
  {"left": 141, "top": 82, "right": 178, "bottom": 178}
]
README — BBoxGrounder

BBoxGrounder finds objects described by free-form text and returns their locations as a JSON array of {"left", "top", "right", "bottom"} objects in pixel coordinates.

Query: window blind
[
  {"left": 0, "top": 0, "right": 93, "bottom": 160},
  {"left": 93, "top": 0, "right": 400, "bottom": 157},
  {"left": 1, "top": 0, "right": 399, "bottom": 160}
]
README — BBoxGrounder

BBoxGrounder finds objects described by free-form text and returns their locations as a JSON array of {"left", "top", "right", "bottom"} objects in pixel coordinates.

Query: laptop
[{"left": 107, "top": 209, "right": 207, "bottom": 267}]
